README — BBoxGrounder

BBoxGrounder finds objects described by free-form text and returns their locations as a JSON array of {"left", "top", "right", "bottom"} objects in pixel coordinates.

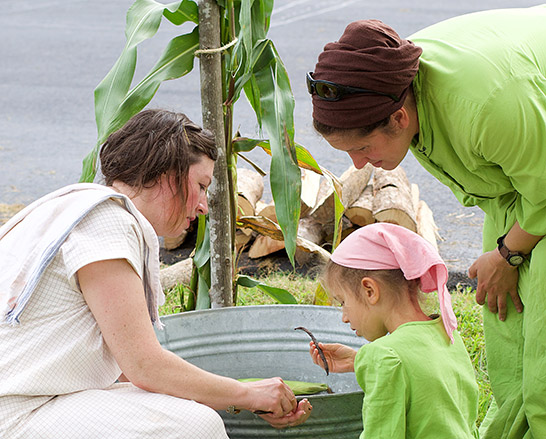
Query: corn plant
[{"left": 80, "top": 0, "right": 343, "bottom": 308}]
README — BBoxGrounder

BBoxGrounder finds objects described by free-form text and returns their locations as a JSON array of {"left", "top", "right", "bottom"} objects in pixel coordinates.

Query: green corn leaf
[
  {"left": 81, "top": 26, "right": 199, "bottom": 182},
  {"left": 238, "top": 378, "right": 330, "bottom": 396},
  {"left": 83, "top": 0, "right": 198, "bottom": 182},
  {"left": 103, "top": 27, "right": 200, "bottom": 144},
  {"left": 194, "top": 215, "right": 210, "bottom": 270},
  {"left": 163, "top": 0, "right": 198, "bottom": 25},
  {"left": 313, "top": 283, "right": 332, "bottom": 306},
  {"left": 319, "top": 167, "right": 344, "bottom": 249},
  {"left": 80, "top": 148, "right": 100, "bottom": 183},
  {"left": 232, "top": 137, "right": 266, "bottom": 153},
  {"left": 196, "top": 262, "right": 211, "bottom": 309},
  {"left": 237, "top": 275, "right": 297, "bottom": 304},
  {"left": 245, "top": 41, "right": 301, "bottom": 266},
  {"left": 94, "top": 0, "right": 183, "bottom": 143},
  {"left": 332, "top": 189, "right": 344, "bottom": 249},
  {"left": 255, "top": 140, "right": 323, "bottom": 175}
]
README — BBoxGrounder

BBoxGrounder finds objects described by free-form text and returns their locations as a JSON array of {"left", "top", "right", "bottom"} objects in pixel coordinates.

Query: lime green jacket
[
  {"left": 409, "top": 5, "right": 546, "bottom": 236},
  {"left": 354, "top": 318, "right": 478, "bottom": 438}
]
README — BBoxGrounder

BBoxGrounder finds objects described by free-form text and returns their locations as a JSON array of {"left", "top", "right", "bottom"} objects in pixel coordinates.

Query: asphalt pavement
[{"left": 0, "top": 0, "right": 540, "bottom": 277}]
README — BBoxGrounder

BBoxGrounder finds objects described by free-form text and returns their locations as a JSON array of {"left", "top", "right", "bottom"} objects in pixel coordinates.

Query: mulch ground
[{"left": 1, "top": 202, "right": 475, "bottom": 290}]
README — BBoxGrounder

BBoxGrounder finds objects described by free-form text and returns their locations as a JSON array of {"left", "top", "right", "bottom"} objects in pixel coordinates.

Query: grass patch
[
  {"left": 451, "top": 285, "right": 492, "bottom": 426},
  {"left": 160, "top": 271, "right": 491, "bottom": 426}
]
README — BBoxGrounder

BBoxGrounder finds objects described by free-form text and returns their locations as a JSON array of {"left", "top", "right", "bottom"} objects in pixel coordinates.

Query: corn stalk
[{"left": 80, "top": 0, "right": 344, "bottom": 307}]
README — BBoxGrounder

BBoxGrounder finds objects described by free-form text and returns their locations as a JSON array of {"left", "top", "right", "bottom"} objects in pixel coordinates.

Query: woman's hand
[
  {"left": 468, "top": 249, "right": 523, "bottom": 321},
  {"left": 242, "top": 377, "right": 298, "bottom": 418},
  {"left": 259, "top": 399, "right": 313, "bottom": 429},
  {"left": 309, "top": 342, "right": 356, "bottom": 373}
]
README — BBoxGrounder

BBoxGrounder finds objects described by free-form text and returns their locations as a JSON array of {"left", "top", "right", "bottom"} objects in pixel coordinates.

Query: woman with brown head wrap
[{"left": 309, "top": 7, "right": 546, "bottom": 439}]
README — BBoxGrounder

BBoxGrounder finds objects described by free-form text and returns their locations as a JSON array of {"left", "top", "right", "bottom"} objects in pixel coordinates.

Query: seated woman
[{"left": 0, "top": 109, "right": 311, "bottom": 439}]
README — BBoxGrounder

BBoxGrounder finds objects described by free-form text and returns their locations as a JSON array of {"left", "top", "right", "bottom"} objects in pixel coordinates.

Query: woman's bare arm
[{"left": 78, "top": 258, "right": 304, "bottom": 421}]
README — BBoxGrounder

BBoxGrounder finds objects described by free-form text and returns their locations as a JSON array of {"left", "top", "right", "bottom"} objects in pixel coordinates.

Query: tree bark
[{"left": 198, "top": 0, "right": 233, "bottom": 307}]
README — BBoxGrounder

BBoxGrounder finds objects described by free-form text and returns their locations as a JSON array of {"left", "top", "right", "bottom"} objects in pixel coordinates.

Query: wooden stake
[{"left": 198, "top": 0, "right": 232, "bottom": 307}]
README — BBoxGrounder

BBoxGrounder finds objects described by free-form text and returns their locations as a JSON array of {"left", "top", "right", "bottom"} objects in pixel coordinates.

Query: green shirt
[
  {"left": 354, "top": 318, "right": 478, "bottom": 439},
  {"left": 409, "top": 5, "right": 546, "bottom": 235}
]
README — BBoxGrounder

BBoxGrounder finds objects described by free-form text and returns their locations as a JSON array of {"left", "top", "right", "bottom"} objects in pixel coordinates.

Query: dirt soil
[
  {"left": 1, "top": 203, "right": 475, "bottom": 290},
  {"left": 159, "top": 226, "right": 476, "bottom": 290}
]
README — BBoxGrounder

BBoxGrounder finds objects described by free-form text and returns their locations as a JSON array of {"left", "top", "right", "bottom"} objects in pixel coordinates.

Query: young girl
[{"left": 310, "top": 222, "right": 479, "bottom": 438}]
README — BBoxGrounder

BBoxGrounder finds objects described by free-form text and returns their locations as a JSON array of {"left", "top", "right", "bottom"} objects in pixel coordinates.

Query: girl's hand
[
  {"left": 309, "top": 342, "right": 356, "bottom": 373},
  {"left": 259, "top": 398, "right": 313, "bottom": 429},
  {"left": 243, "top": 377, "right": 298, "bottom": 418},
  {"left": 468, "top": 249, "right": 523, "bottom": 321}
]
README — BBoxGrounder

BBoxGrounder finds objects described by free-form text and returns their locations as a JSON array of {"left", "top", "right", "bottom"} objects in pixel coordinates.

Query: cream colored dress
[{"left": 0, "top": 200, "right": 228, "bottom": 439}]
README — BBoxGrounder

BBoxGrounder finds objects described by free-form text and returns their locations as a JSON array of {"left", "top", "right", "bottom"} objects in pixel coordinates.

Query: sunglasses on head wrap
[{"left": 306, "top": 72, "right": 400, "bottom": 102}]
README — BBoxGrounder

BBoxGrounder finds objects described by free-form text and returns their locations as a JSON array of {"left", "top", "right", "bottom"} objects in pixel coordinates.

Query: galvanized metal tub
[{"left": 155, "top": 305, "right": 367, "bottom": 438}]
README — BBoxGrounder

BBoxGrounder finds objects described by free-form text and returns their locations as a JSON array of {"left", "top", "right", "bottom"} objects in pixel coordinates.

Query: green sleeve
[
  {"left": 354, "top": 344, "right": 408, "bottom": 439},
  {"left": 472, "top": 76, "right": 546, "bottom": 235}
]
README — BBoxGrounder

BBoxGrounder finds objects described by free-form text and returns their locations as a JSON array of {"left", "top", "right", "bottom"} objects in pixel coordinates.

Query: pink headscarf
[{"left": 331, "top": 223, "right": 457, "bottom": 342}]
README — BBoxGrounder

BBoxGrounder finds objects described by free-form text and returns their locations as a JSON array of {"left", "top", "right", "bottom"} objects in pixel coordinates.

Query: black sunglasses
[{"left": 306, "top": 72, "right": 400, "bottom": 102}]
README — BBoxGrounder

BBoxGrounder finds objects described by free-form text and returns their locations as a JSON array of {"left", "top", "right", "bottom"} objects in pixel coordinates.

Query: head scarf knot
[
  {"left": 312, "top": 19, "right": 423, "bottom": 128},
  {"left": 331, "top": 223, "right": 457, "bottom": 342}
]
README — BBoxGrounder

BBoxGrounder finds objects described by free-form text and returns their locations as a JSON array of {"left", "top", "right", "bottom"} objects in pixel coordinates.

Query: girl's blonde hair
[{"left": 320, "top": 258, "right": 421, "bottom": 303}]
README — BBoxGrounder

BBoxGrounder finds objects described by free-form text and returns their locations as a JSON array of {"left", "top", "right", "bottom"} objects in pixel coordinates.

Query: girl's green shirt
[{"left": 354, "top": 318, "right": 479, "bottom": 439}]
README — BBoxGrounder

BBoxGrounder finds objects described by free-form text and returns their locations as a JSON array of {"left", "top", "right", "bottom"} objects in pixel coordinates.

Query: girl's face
[
  {"left": 153, "top": 156, "right": 214, "bottom": 237},
  {"left": 334, "top": 282, "right": 388, "bottom": 342},
  {"left": 322, "top": 126, "right": 411, "bottom": 171}
]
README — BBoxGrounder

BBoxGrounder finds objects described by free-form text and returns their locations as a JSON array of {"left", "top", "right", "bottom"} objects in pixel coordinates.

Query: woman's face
[
  {"left": 322, "top": 125, "right": 411, "bottom": 171},
  {"left": 153, "top": 156, "right": 215, "bottom": 237}
]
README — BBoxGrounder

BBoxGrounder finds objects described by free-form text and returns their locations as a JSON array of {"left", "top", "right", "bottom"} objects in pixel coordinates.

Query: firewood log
[
  {"left": 257, "top": 200, "right": 277, "bottom": 222},
  {"left": 410, "top": 183, "right": 439, "bottom": 249},
  {"left": 237, "top": 168, "right": 263, "bottom": 217},
  {"left": 344, "top": 184, "right": 374, "bottom": 227},
  {"left": 160, "top": 258, "right": 193, "bottom": 290},
  {"left": 372, "top": 167, "right": 417, "bottom": 232},
  {"left": 235, "top": 228, "right": 253, "bottom": 251},
  {"left": 300, "top": 169, "right": 321, "bottom": 218},
  {"left": 416, "top": 200, "right": 440, "bottom": 251},
  {"left": 310, "top": 164, "right": 373, "bottom": 224},
  {"left": 248, "top": 235, "right": 285, "bottom": 259},
  {"left": 295, "top": 216, "right": 325, "bottom": 265}
]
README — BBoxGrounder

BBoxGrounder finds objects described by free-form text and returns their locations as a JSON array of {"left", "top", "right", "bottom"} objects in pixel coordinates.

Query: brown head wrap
[{"left": 312, "top": 20, "right": 422, "bottom": 129}]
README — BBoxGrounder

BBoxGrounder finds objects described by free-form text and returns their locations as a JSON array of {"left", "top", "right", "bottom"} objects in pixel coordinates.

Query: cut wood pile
[{"left": 161, "top": 164, "right": 440, "bottom": 289}]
